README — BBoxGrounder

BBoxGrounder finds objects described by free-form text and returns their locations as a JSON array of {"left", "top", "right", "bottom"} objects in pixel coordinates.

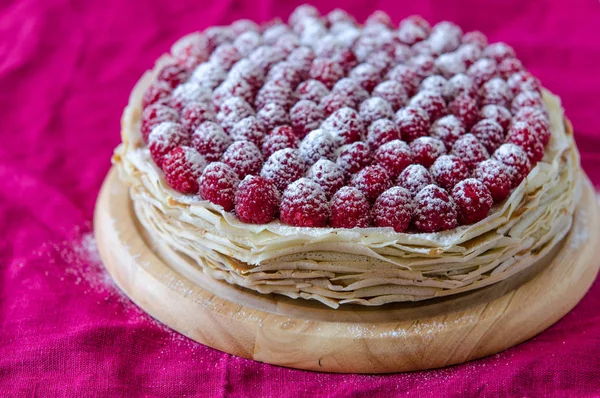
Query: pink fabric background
[{"left": 1, "top": 0, "right": 599, "bottom": 396}]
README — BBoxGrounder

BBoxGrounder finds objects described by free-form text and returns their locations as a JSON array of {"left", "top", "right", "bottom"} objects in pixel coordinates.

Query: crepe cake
[{"left": 113, "top": 5, "right": 581, "bottom": 308}]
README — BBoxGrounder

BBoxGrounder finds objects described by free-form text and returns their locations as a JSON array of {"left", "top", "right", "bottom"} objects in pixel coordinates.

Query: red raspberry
[
  {"left": 395, "top": 106, "right": 430, "bottom": 142},
  {"left": 372, "top": 187, "right": 413, "bottom": 232},
  {"left": 162, "top": 146, "right": 207, "bottom": 194},
  {"left": 256, "top": 103, "right": 290, "bottom": 132},
  {"left": 451, "top": 134, "right": 489, "bottom": 169},
  {"left": 204, "top": 26, "right": 234, "bottom": 52},
  {"left": 366, "top": 119, "right": 400, "bottom": 150},
  {"left": 260, "top": 148, "right": 306, "bottom": 192},
  {"left": 280, "top": 178, "right": 330, "bottom": 227},
  {"left": 336, "top": 142, "right": 372, "bottom": 179},
  {"left": 387, "top": 65, "right": 420, "bottom": 96},
  {"left": 288, "top": 47, "right": 317, "bottom": 75},
  {"left": 330, "top": 187, "right": 372, "bottom": 228},
  {"left": 295, "top": 79, "right": 330, "bottom": 103},
  {"left": 394, "top": 43, "right": 413, "bottom": 63},
  {"left": 217, "top": 97, "right": 255, "bottom": 133},
  {"left": 480, "top": 77, "right": 513, "bottom": 108},
  {"left": 430, "top": 155, "right": 469, "bottom": 190},
  {"left": 191, "top": 62, "right": 227, "bottom": 90},
  {"left": 514, "top": 107, "right": 551, "bottom": 146},
  {"left": 326, "top": 9, "right": 356, "bottom": 25},
  {"left": 350, "top": 165, "right": 393, "bottom": 203},
  {"left": 171, "top": 33, "right": 209, "bottom": 69},
  {"left": 212, "top": 78, "right": 254, "bottom": 110},
  {"left": 448, "top": 94, "right": 478, "bottom": 130},
  {"left": 511, "top": 91, "right": 544, "bottom": 114},
  {"left": 140, "top": 104, "right": 179, "bottom": 142},
  {"left": 435, "top": 53, "right": 467, "bottom": 79},
  {"left": 455, "top": 43, "right": 482, "bottom": 68},
  {"left": 230, "top": 116, "right": 266, "bottom": 146},
  {"left": 374, "top": 139, "right": 413, "bottom": 179},
  {"left": 289, "top": 4, "right": 320, "bottom": 26},
  {"left": 323, "top": 107, "right": 366, "bottom": 145},
  {"left": 372, "top": 80, "right": 409, "bottom": 111},
  {"left": 507, "top": 72, "right": 541, "bottom": 95},
  {"left": 333, "top": 49, "right": 360, "bottom": 73},
  {"left": 365, "top": 50, "right": 395, "bottom": 75},
  {"left": 319, "top": 92, "right": 356, "bottom": 116},
  {"left": 409, "top": 90, "right": 447, "bottom": 122},
  {"left": 267, "top": 61, "right": 305, "bottom": 88},
  {"left": 349, "top": 63, "right": 382, "bottom": 92},
  {"left": 209, "top": 44, "right": 242, "bottom": 71},
  {"left": 429, "top": 115, "right": 465, "bottom": 148},
  {"left": 365, "top": 10, "right": 393, "bottom": 28},
  {"left": 444, "top": 73, "right": 477, "bottom": 101},
  {"left": 249, "top": 45, "right": 287, "bottom": 71},
  {"left": 471, "top": 119, "right": 505, "bottom": 153},
  {"left": 157, "top": 64, "right": 189, "bottom": 88},
  {"left": 170, "top": 82, "right": 211, "bottom": 112},
  {"left": 191, "top": 121, "right": 233, "bottom": 162},
  {"left": 398, "top": 17, "right": 429, "bottom": 45},
  {"left": 221, "top": 140, "right": 264, "bottom": 179},
  {"left": 413, "top": 185, "right": 458, "bottom": 232},
  {"left": 397, "top": 164, "right": 434, "bottom": 197},
  {"left": 233, "top": 31, "right": 262, "bottom": 56},
  {"left": 234, "top": 176, "right": 280, "bottom": 224},
  {"left": 180, "top": 102, "right": 216, "bottom": 133},
  {"left": 409, "top": 54, "right": 438, "bottom": 79},
  {"left": 497, "top": 58, "right": 523, "bottom": 79},
  {"left": 429, "top": 21, "right": 462, "bottom": 53},
  {"left": 261, "top": 125, "right": 300, "bottom": 158},
  {"left": 420, "top": 75, "right": 447, "bottom": 95},
  {"left": 462, "top": 31, "right": 488, "bottom": 50},
  {"left": 467, "top": 58, "right": 497, "bottom": 86},
  {"left": 229, "top": 58, "right": 265, "bottom": 88},
  {"left": 309, "top": 58, "right": 345, "bottom": 89},
  {"left": 290, "top": 100, "right": 324, "bottom": 138},
  {"left": 298, "top": 129, "right": 337, "bottom": 165},
  {"left": 230, "top": 19, "right": 259, "bottom": 35},
  {"left": 332, "top": 78, "right": 370, "bottom": 105},
  {"left": 452, "top": 178, "right": 493, "bottom": 225},
  {"left": 307, "top": 159, "right": 345, "bottom": 200},
  {"left": 483, "top": 42, "right": 515, "bottom": 64},
  {"left": 479, "top": 104, "right": 512, "bottom": 131},
  {"left": 148, "top": 122, "right": 191, "bottom": 168},
  {"left": 199, "top": 162, "right": 240, "bottom": 211},
  {"left": 410, "top": 137, "right": 447, "bottom": 167},
  {"left": 411, "top": 40, "right": 439, "bottom": 58},
  {"left": 473, "top": 159, "right": 512, "bottom": 202},
  {"left": 142, "top": 81, "right": 172, "bottom": 108},
  {"left": 493, "top": 143, "right": 532, "bottom": 187},
  {"left": 359, "top": 97, "right": 394, "bottom": 124},
  {"left": 506, "top": 121, "right": 545, "bottom": 163},
  {"left": 255, "top": 81, "right": 295, "bottom": 110}
]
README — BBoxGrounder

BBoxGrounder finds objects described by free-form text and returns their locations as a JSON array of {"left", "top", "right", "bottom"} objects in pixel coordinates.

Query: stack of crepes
[{"left": 114, "top": 57, "right": 581, "bottom": 309}]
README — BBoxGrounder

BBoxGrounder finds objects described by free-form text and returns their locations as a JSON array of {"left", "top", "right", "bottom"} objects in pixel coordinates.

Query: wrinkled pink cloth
[{"left": 1, "top": 0, "right": 600, "bottom": 396}]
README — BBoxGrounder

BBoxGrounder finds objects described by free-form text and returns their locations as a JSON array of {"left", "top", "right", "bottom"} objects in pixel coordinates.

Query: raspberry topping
[
  {"left": 191, "top": 121, "right": 233, "bottom": 162},
  {"left": 444, "top": 73, "right": 477, "bottom": 101},
  {"left": 307, "top": 159, "right": 345, "bottom": 199},
  {"left": 221, "top": 140, "right": 264, "bottom": 178},
  {"left": 430, "top": 155, "right": 469, "bottom": 190},
  {"left": 452, "top": 179, "right": 494, "bottom": 225},
  {"left": 235, "top": 176, "right": 280, "bottom": 224},
  {"left": 372, "top": 187, "right": 413, "bottom": 232},
  {"left": 514, "top": 107, "right": 551, "bottom": 146},
  {"left": 372, "top": 80, "right": 409, "bottom": 111},
  {"left": 319, "top": 92, "right": 356, "bottom": 116},
  {"left": 323, "top": 107, "right": 366, "bottom": 145},
  {"left": 421, "top": 75, "right": 447, "bottom": 95},
  {"left": 374, "top": 139, "right": 413, "bottom": 178},
  {"left": 366, "top": 119, "right": 400, "bottom": 150},
  {"left": 280, "top": 178, "right": 330, "bottom": 227},
  {"left": 143, "top": 81, "right": 172, "bottom": 108},
  {"left": 170, "top": 82, "right": 212, "bottom": 112},
  {"left": 397, "top": 164, "right": 434, "bottom": 197},
  {"left": 180, "top": 102, "right": 217, "bottom": 133},
  {"left": 413, "top": 185, "right": 458, "bottom": 232},
  {"left": 451, "top": 133, "right": 489, "bottom": 170},
  {"left": 260, "top": 148, "right": 306, "bottom": 192},
  {"left": 349, "top": 63, "right": 382, "bottom": 91},
  {"left": 290, "top": 100, "right": 325, "bottom": 137},
  {"left": 296, "top": 79, "right": 330, "bottom": 103},
  {"left": 462, "top": 31, "right": 487, "bottom": 50},
  {"left": 483, "top": 42, "right": 515, "bottom": 64},
  {"left": 511, "top": 91, "right": 544, "bottom": 114},
  {"left": 497, "top": 58, "right": 523, "bottom": 79},
  {"left": 171, "top": 33, "right": 209, "bottom": 70},
  {"left": 230, "top": 116, "right": 266, "bottom": 146},
  {"left": 158, "top": 64, "right": 189, "bottom": 88},
  {"left": 332, "top": 78, "right": 370, "bottom": 104},
  {"left": 310, "top": 58, "right": 345, "bottom": 89},
  {"left": 479, "top": 104, "right": 512, "bottom": 132},
  {"left": 409, "top": 90, "right": 447, "bottom": 122},
  {"left": 395, "top": 106, "right": 431, "bottom": 142},
  {"left": 448, "top": 94, "right": 478, "bottom": 130},
  {"left": 493, "top": 143, "right": 532, "bottom": 187},
  {"left": 410, "top": 136, "right": 447, "bottom": 167},
  {"left": 162, "top": 146, "right": 207, "bottom": 194},
  {"left": 429, "top": 115, "right": 465, "bottom": 147},
  {"left": 199, "top": 162, "right": 239, "bottom": 211},
  {"left": 256, "top": 103, "right": 291, "bottom": 132},
  {"left": 261, "top": 125, "right": 299, "bottom": 158},
  {"left": 148, "top": 122, "right": 191, "bottom": 168},
  {"left": 387, "top": 65, "right": 420, "bottom": 96},
  {"left": 480, "top": 77, "right": 513, "bottom": 108},
  {"left": 470, "top": 119, "right": 505, "bottom": 153},
  {"left": 141, "top": 104, "right": 179, "bottom": 142},
  {"left": 350, "top": 165, "right": 393, "bottom": 203},
  {"left": 467, "top": 58, "right": 497, "bottom": 87},
  {"left": 506, "top": 121, "right": 545, "bottom": 163},
  {"left": 472, "top": 159, "right": 512, "bottom": 202},
  {"left": 330, "top": 187, "right": 372, "bottom": 228},
  {"left": 359, "top": 97, "right": 394, "bottom": 124},
  {"left": 507, "top": 72, "right": 541, "bottom": 95},
  {"left": 299, "top": 129, "right": 337, "bottom": 165},
  {"left": 336, "top": 142, "right": 372, "bottom": 179}
]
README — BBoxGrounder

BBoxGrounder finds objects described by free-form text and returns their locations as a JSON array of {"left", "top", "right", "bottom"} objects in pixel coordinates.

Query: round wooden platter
[{"left": 94, "top": 168, "right": 600, "bottom": 374}]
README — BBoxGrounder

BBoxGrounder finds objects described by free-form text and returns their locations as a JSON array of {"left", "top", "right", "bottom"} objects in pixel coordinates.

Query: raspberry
[
  {"left": 413, "top": 185, "right": 458, "bottom": 232},
  {"left": 336, "top": 142, "right": 372, "bottom": 179},
  {"left": 409, "top": 54, "right": 438, "bottom": 79},
  {"left": 180, "top": 102, "right": 216, "bottom": 133},
  {"left": 319, "top": 92, "right": 356, "bottom": 116},
  {"left": 497, "top": 58, "right": 523, "bottom": 79},
  {"left": 249, "top": 45, "right": 287, "bottom": 71},
  {"left": 393, "top": 44, "right": 413, "bottom": 63},
  {"left": 330, "top": 187, "right": 372, "bottom": 228},
  {"left": 350, "top": 165, "right": 393, "bottom": 203},
  {"left": 366, "top": 119, "right": 400, "bottom": 150},
  {"left": 372, "top": 187, "right": 413, "bottom": 232},
  {"left": 255, "top": 81, "right": 295, "bottom": 110},
  {"left": 412, "top": 40, "right": 440, "bottom": 58},
  {"left": 511, "top": 91, "right": 544, "bottom": 114},
  {"left": 299, "top": 129, "right": 337, "bottom": 165},
  {"left": 287, "top": 47, "right": 316, "bottom": 75},
  {"left": 473, "top": 159, "right": 512, "bottom": 202},
  {"left": 359, "top": 97, "right": 394, "bottom": 124},
  {"left": 221, "top": 140, "right": 264, "bottom": 179},
  {"left": 374, "top": 139, "right": 413, "bottom": 178},
  {"left": 275, "top": 34, "right": 301, "bottom": 55},
  {"left": 199, "top": 162, "right": 239, "bottom": 211},
  {"left": 506, "top": 121, "right": 545, "bottom": 163},
  {"left": 217, "top": 97, "right": 255, "bottom": 132},
  {"left": 205, "top": 26, "right": 234, "bottom": 52},
  {"left": 429, "top": 21, "right": 462, "bottom": 54},
  {"left": 430, "top": 155, "right": 469, "bottom": 190},
  {"left": 467, "top": 58, "right": 497, "bottom": 86},
  {"left": 309, "top": 58, "right": 345, "bottom": 89},
  {"left": 261, "top": 125, "right": 299, "bottom": 158},
  {"left": 210, "top": 44, "right": 242, "bottom": 70},
  {"left": 142, "top": 81, "right": 172, "bottom": 108},
  {"left": 462, "top": 31, "right": 487, "bottom": 50},
  {"left": 410, "top": 137, "right": 447, "bottom": 167},
  {"left": 148, "top": 122, "right": 191, "bottom": 168},
  {"left": 171, "top": 33, "right": 209, "bottom": 70},
  {"left": 448, "top": 94, "right": 478, "bottom": 129},
  {"left": 290, "top": 100, "right": 324, "bottom": 138},
  {"left": 296, "top": 79, "right": 330, "bottom": 103},
  {"left": 349, "top": 63, "right": 382, "bottom": 92},
  {"left": 420, "top": 75, "right": 447, "bottom": 95},
  {"left": 191, "top": 121, "right": 233, "bottom": 162},
  {"left": 365, "top": 10, "right": 393, "bottom": 28},
  {"left": 157, "top": 64, "right": 189, "bottom": 88},
  {"left": 233, "top": 31, "right": 262, "bottom": 57},
  {"left": 451, "top": 134, "right": 489, "bottom": 169},
  {"left": 471, "top": 119, "right": 505, "bottom": 153},
  {"left": 332, "top": 49, "right": 359, "bottom": 73},
  {"left": 323, "top": 107, "right": 366, "bottom": 145},
  {"left": 332, "top": 78, "right": 370, "bottom": 105},
  {"left": 191, "top": 62, "right": 228, "bottom": 90},
  {"left": 229, "top": 58, "right": 265, "bottom": 88},
  {"left": 397, "top": 164, "right": 434, "bottom": 197},
  {"left": 480, "top": 77, "right": 513, "bottom": 108},
  {"left": 435, "top": 53, "right": 466, "bottom": 78},
  {"left": 483, "top": 42, "right": 515, "bottom": 64},
  {"left": 387, "top": 64, "right": 420, "bottom": 96},
  {"left": 231, "top": 19, "right": 259, "bottom": 35},
  {"left": 444, "top": 73, "right": 477, "bottom": 101},
  {"left": 280, "top": 178, "right": 329, "bottom": 227},
  {"left": 170, "top": 82, "right": 212, "bottom": 112},
  {"left": 514, "top": 107, "right": 551, "bottom": 146},
  {"left": 305, "top": 159, "right": 344, "bottom": 200},
  {"left": 326, "top": 9, "right": 356, "bottom": 25},
  {"left": 397, "top": 17, "right": 429, "bottom": 45},
  {"left": 452, "top": 178, "right": 493, "bottom": 225},
  {"left": 234, "top": 176, "right": 280, "bottom": 224},
  {"left": 507, "top": 71, "right": 541, "bottom": 95},
  {"left": 409, "top": 90, "right": 447, "bottom": 122},
  {"left": 479, "top": 104, "right": 512, "bottom": 132},
  {"left": 212, "top": 78, "right": 254, "bottom": 109},
  {"left": 395, "top": 106, "right": 430, "bottom": 142},
  {"left": 256, "top": 103, "right": 290, "bottom": 132},
  {"left": 140, "top": 104, "right": 179, "bottom": 142},
  {"left": 230, "top": 116, "right": 266, "bottom": 146},
  {"left": 265, "top": 23, "right": 292, "bottom": 44},
  {"left": 455, "top": 43, "right": 482, "bottom": 68},
  {"left": 366, "top": 50, "right": 395, "bottom": 75},
  {"left": 493, "top": 143, "right": 532, "bottom": 187},
  {"left": 260, "top": 148, "right": 306, "bottom": 192},
  {"left": 429, "top": 115, "right": 465, "bottom": 147},
  {"left": 267, "top": 61, "right": 305, "bottom": 88},
  {"left": 289, "top": 4, "right": 320, "bottom": 26},
  {"left": 162, "top": 146, "right": 207, "bottom": 194},
  {"left": 372, "top": 80, "right": 409, "bottom": 111}
]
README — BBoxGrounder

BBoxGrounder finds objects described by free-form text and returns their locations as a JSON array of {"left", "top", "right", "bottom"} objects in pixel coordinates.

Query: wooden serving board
[{"left": 94, "top": 168, "right": 600, "bottom": 373}]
